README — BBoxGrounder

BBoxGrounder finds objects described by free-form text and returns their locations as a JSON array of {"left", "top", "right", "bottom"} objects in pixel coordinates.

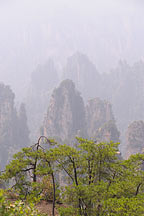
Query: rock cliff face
[
  {"left": 26, "top": 59, "right": 59, "bottom": 141},
  {"left": 86, "top": 98, "right": 119, "bottom": 142},
  {"left": 43, "top": 81, "right": 120, "bottom": 144},
  {"left": 86, "top": 98, "right": 115, "bottom": 138},
  {"left": 43, "top": 79, "right": 86, "bottom": 142},
  {"left": 125, "top": 121, "right": 144, "bottom": 158},
  {"left": 17, "top": 103, "right": 30, "bottom": 149},
  {"left": 62, "top": 55, "right": 144, "bottom": 154},
  {"left": 0, "top": 84, "right": 15, "bottom": 167},
  {"left": 0, "top": 83, "right": 29, "bottom": 168},
  {"left": 97, "top": 61, "right": 144, "bottom": 154},
  {"left": 25, "top": 54, "right": 144, "bottom": 156},
  {"left": 101, "top": 61, "right": 144, "bottom": 132},
  {"left": 63, "top": 52, "right": 100, "bottom": 100},
  {"left": 64, "top": 56, "right": 144, "bottom": 154},
  {"left": 95, "top": 121, "right": 120, "bottom": 143}
]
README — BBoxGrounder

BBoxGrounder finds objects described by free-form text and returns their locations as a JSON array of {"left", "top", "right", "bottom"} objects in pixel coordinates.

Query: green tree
[
  {"left": 2, "top": 137, "right": 144, "bottom": 216},
  {"left": 54, "top": 139, "right": 120, "bottom": 215},
  {"left": 53, "top": 138, "right": 144, "bottom": 216},
  {"left": 0, "top": 189, "right": 41, "bottom": 216},
  {"left": 1, "top": 136, "right": 57, "bottom": 216}
]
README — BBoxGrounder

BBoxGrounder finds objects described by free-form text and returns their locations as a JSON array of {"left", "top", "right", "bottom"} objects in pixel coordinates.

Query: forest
[{"left": 1, "top": 136, "right": 144, "bottom": 216}]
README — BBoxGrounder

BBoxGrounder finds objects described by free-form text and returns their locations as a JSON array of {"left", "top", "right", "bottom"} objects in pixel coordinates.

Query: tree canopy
[{"left": 1, "top": 137, "right": 144, "bottom": 216}]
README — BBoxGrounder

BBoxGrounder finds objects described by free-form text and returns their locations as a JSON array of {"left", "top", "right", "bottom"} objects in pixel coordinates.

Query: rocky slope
[
  {"left": 62, "top": 54, "right": 144, "bottom": 154},
  {"left": 25, "top": 53, "right": 144, "bottom": 155},
  {"left": 42, "top": 80, "right": 120, "bottom": 145},
  {"left": 63, "top": 54, "right": 144, "bottom": 133},
  {"left": 86, "top": 98, "right": 120, "bottom": 143},
  {"left": 86, "top": 98, "right": 114, "bottom": 137},
  {"left": 43, "top": 79, "right": 86, "bottom": 143},
  {"left": 0, "top": 83, "right": 29, "bottom": 168},
  {"left": 63, "top": 52, "right": 100, "bottom": 100},
  {"left": 95, "top": 121, "right": 120, "bottom": 143},
  {"left": 125, "top": 121, "right": 144, "bottom": 158},
  {"left": 26, "top": 59, "right": 59, "bottom": 141}
]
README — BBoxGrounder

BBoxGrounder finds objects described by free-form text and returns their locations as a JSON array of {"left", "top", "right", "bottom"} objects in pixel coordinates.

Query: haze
[{"left": 0, "top": 0, "right": 144, "bottom": 98}]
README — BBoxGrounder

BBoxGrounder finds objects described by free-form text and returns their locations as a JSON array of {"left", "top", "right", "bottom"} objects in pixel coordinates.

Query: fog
[{"left": 0, "top": 0, "right": 144, "bottom": 98}]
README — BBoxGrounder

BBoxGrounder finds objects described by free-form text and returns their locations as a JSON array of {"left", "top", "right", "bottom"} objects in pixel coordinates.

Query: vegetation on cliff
[
  {"left": 0, "top": 84, "right": 29, "bottom": 169},
  {"left": 1, "top": 137, "right": 144, "bottom": 216}
]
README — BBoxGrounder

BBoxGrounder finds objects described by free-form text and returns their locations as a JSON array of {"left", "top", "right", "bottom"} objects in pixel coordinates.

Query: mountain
[
  {"left": 25, "top": 59, "right": 59, "bottom": 141},
  {"left": 42, "top": 79, "right": 86, "bottom": 143},
  {"left": 24, "top": 53, "right": 144, "bottom": 156},
  {"left": 62, "top": 55, "right": 144, "bottom": 153},
  {"left": 125, "top": 120, "right": 144, "bottom": 158},
  {"left": 101, "top": 61, "right": 144, "bottom": 131},
  {"left": 63, "top": 52, "right": 100, "bottom": 100},
  {"left": 86, "top": 97, "right": 119, "bottom": 143},
  {"left": 42, "top": 80, "right": 120, "bottom": 145},
  {"left": 86, "top": 98, "right": 115, "bottom": 138},
  {"left": 0, "top": 83, "right": 29, "bottom": 168}
]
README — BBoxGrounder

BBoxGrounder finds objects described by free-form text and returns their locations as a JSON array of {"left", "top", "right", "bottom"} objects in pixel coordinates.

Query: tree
[
  {"left": 2, "top": 137, "right": 144, "bottom": 216},
  {"left": 0, "top": 189, "right": 40, "bottom": 216},
  {"left": 1, "top": 136, "right": 57, "bottom": 216},
  {"left": 54, "top": 138, "right": 120, "bottom": 215},
  {"left": 53, "top": 138, "right": 144, "bottom": 216}
]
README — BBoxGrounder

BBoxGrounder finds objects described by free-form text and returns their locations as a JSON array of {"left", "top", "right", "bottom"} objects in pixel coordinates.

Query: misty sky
[{"left": 0, "top": 0, "right": 144, "bottom": 99}]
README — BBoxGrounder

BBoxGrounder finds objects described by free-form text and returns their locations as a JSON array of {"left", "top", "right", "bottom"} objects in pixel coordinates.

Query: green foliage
[
  {"left": 2, "top": 137, "right": 144, "bottom": 215},
  {"left": 53, "top": 138, "right": 144, "bottom": 216},
  {"left": 0, "top": 136, "right": 59, "bottom": 216},
  {"left": 58, "top": 206, "right": 79, "bottom": 216},
  {"left": 0, "top": 189, "right": 40, "bottom": 216},
  {"left": 104, "top": 196, "right": 144, "bottom": 216}
]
